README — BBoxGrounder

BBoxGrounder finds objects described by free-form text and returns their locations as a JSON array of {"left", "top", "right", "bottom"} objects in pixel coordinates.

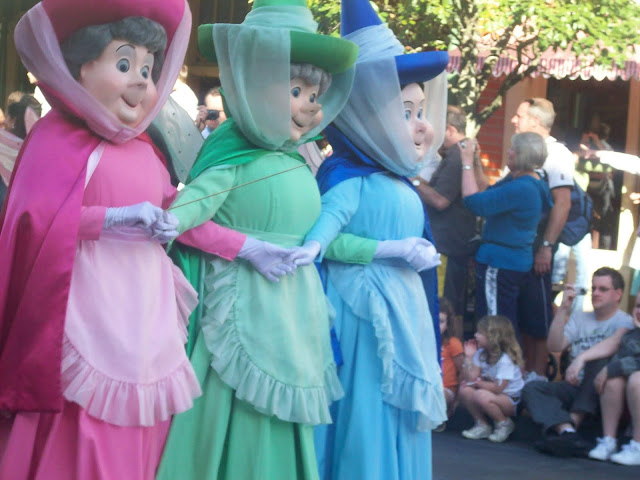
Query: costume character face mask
[
  {"left": 401, "top": 83, "right": 434, "bottom": 160},
  {"left": 289, "top": 77, "right": 323, "bottom": 141},
  {"left": 79, "top": 40, "right": 158, "bottom": 128}
]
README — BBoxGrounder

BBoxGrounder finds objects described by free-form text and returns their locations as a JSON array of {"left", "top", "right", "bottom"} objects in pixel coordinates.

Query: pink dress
[{"left": 0, "top": 138, "right": 208, "bottom": 479}]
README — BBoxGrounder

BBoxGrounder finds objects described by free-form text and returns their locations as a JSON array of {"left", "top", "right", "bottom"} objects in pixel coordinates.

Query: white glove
[
  {"left": 286, "top": 240, "right": 321, "bottom": 267},
  {"left": 104, "top": 201, "right": 164, "bottom": 230},
  {"left": 374, "top": 237, "right": 441, "bottom": 272},
  {"left": 151, "top": 211, "right": 179, "bottom": 243},
  {"left": 237, "top": 236, "right": 295, "bottom": 282},
  {"left": 407, "top": 240, "right": 441, "bottom": 272}
]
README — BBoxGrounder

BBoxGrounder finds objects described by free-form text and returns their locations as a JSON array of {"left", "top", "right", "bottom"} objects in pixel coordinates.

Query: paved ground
[{"left": 433, "top": 423, "right": 640, "bottom": 480}]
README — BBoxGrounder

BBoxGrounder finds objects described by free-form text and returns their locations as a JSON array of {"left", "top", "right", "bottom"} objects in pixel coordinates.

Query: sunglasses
[{"left": 575, "top": 286, "right": 615, "bottom": 295}]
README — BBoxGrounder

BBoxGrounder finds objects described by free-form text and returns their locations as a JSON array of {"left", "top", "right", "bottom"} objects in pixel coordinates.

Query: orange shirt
[{"left": 441, "top": 337, "right": 463, "bottom": 390}]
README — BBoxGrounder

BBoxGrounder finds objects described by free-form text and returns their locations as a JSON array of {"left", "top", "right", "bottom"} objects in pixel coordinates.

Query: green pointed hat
[{"left": 198, "top": 0, "right": 358, "bottom": 74}]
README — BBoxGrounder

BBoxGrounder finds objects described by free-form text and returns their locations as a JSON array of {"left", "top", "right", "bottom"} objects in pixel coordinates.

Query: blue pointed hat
[{"left": 341, "top": 0, "right": 448, "bottom": 84}]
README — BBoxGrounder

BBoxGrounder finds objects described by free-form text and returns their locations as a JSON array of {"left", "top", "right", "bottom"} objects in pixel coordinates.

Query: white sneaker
[
  {"left": 524, "top": 371, "right": 548, "bottom": 384},
  {"left": 462, "top": 421, "right": 492, "bottom": 440},
  {"left": 489, "top": 418, "right": 515, "bottom": 443},
  {"left": 588, "top": 436, "right": 617, "bottom": 461},
  {"left": 610, "top": 440, "right": 640, "bottom": 466}
]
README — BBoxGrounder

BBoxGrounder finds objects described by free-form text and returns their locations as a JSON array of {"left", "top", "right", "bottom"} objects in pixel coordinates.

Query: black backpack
[
  {"left": 539, "top": 171, "right": 593, "bottom": 246},
  {"left": 558, "top": 180, "right": 594, "bottom": 246}
]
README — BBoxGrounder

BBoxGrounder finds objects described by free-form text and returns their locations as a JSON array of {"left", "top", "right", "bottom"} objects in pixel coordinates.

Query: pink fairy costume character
[{"left": 0, "top": 0, "right": 249, "bottom": 478}]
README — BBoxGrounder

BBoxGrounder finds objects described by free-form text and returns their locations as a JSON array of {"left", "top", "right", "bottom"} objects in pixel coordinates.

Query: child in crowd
[
  {"left": 588, "top": 291, "right": 640, "bottom": 465},
  {"left": 440, "top": 297, "right": 464, "bottom": 420},
  {"left": 459, "top": 315, "right": 525, "bottom": 443}
]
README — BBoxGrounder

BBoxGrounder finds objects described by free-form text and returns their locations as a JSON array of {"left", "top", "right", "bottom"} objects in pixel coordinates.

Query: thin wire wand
[{"left": 168, "top": 163, "right": 307, "bottom": 211}]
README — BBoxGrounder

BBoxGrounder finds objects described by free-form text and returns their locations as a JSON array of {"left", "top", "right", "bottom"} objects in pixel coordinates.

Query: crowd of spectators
[{"left": 422, "top": 95, "right": 640, "bottom": 467}]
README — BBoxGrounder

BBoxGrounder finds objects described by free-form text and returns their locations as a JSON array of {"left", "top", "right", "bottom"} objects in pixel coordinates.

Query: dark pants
[
  {"left": 475, "top": 263, "right": 527, "bottom": 338},
  {"left": 522, "top": 358, "right": 609, "bottom": 433},
  {"left": 443, "top": 254, "right": 472, "bottom": 317},
  {"left": 517, "top": 269, "right": 554, "bottom": 338}
]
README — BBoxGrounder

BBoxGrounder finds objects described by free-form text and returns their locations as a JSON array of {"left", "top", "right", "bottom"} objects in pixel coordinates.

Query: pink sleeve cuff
[
  {"left": 177, "top": 221, "right": 246, "bottom": 261},
  {"left": 78, "top": 206, "right": 107, "bottom": 240}
]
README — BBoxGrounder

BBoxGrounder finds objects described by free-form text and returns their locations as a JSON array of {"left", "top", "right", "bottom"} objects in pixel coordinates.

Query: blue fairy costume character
[{"left": 304, "top": 0, "right": 450, "bottom": 478}]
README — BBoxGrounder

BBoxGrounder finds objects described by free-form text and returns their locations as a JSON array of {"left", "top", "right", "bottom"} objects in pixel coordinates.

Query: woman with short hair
[{"left": 461, "top": 132, "right": 553, "bottom": 338}]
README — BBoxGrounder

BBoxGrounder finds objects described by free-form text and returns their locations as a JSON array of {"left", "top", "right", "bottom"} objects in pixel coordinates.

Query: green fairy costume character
[{"left": 156, "top": 1, "right": 375, "bottom": 479}]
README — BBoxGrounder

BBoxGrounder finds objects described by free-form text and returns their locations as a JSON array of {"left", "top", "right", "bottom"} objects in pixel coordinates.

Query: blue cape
[{"left": 317, "top": 125, "right": 441, "bottom": 365}]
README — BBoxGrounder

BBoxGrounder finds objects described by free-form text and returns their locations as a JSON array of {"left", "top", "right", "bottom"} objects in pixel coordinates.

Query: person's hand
[
  {"left": 151, "top": 211, "right": 179, "bottom": 243},
  {"left": 374, "top": 237, "right": 440, "bottom": 272},
  {"left": 466, "top": 378, "right": 481, "bottom": 389},
  {"left": 560, "top": 284, "right": 576, "bottom": 311},
  {"left": 565, "top": 356, "right": 584, "bottom": 386},
  {"left": 458, "top": 138, "right": 477, "bottom": 166},
  {"left": 534, "top": 245, "right": 552, "bottom": 275},
  {"left": 463, "top": 339, "right": 477, "bottom": 358},
  {"left": 237, "top": 236, "right": 295, "bottom": 282},
  {"left": 195, "top": 105, "right": 207, "bottom": 131},
  {"left": 103, "top": 201, "right": 164, "bottom": 230},
  {"left": 286, "top": 241, "right": 321, "bottom": 267},
  {"left": 407, "top": 240, "right": 441, "bottom": 272},
  {"left": 593, "top": 366, "right": 609, "bottom": 394}
]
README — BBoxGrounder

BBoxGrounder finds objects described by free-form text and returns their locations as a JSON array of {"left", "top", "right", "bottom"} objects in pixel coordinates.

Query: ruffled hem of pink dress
[
  {"left": 61, "top": 336, "right": 201, "bottom": 427},
  {"left": 60, "top": 262, "right": 201, "bottom": 428}
]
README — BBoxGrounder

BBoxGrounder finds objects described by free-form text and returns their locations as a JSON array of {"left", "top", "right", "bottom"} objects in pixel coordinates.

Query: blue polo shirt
[{"left": 464, "top": 174, "right": 552, "bottom": 272}]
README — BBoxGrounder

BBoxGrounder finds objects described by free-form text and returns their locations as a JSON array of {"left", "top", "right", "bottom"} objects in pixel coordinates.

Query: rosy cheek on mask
[
  {"left": 423, "top": 121, "right": 434, "bottom": 151},
  {"left": 308, "top": 109, "right": 323, "bottom": 132}
]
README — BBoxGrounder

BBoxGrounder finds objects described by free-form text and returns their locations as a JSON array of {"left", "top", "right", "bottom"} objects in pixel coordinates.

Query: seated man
[
  {"left": 572, "top": 290, "right": 640, "bottom": 465},
  {"left": 522, "top": 267, "right": 634, "bottom": 457}
]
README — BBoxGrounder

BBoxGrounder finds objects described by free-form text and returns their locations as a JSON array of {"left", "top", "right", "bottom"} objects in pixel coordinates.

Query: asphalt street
[{"left": 433, "top": 426, "right": 640, "bottom": 480}]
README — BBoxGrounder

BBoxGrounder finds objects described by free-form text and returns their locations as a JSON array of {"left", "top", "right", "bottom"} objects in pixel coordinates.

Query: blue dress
[{"left": 307, "top": 130, "right": 446, "bottom": 480}]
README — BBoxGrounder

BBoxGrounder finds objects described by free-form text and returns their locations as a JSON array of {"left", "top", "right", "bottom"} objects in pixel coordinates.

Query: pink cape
[
  {"left": 0, "top": 109, "right": 101, "bottom": 412},
  {"left": 0, "top": 0, "right": 246, "bottom": 415}
]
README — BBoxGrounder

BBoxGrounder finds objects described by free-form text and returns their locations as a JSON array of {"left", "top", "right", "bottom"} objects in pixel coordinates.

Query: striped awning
[{"left": 447, "top": 51, "right": 640, "bottom": 81}]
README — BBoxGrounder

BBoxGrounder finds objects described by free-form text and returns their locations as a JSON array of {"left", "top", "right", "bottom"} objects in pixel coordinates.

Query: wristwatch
[{"left": 541, "top": 240, "right": 553, "bottom": 248}]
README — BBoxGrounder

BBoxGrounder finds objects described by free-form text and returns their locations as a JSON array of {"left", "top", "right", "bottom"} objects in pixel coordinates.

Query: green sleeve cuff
[{"left": 324, "top": 233, "right": 377, "bottom": 265}]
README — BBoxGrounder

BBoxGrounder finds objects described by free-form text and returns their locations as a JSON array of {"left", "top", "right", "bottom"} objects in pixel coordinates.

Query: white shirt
[
  {"left": 473, "top": 349, "right": 524, "bottom": 398},
  {"left": 543, "top": 136, "right": 574, "bottom": 189}
]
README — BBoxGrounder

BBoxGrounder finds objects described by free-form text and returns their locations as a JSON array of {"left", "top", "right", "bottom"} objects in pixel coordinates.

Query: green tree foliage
[{"left": 308, "top": 0, "right": 640, "bottom": 136}]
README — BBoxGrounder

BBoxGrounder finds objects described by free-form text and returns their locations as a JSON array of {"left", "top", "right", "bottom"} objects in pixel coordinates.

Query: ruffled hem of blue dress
[{"left": 329, "top": 263, "right": 447, "bottom": 430}]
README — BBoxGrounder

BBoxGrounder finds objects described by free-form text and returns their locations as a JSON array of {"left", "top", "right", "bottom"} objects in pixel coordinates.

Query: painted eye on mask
[
  {"left": 417, "top": 108, "right": 424, "bottom": 120},
  {"left": 309, "top": 93, "right": 317, "bottom": 103},
  {"left": 291, "top": 87, "right": 301, "bottom": 98},
  {"left": 117, "top": 59, "right": 130, "bottom": 73},
  {"left": 141, "top": 66, "right": 150, "bottom": 79},
  {"left": 404, "top": 110, "right": 411, "bottom": 121}
]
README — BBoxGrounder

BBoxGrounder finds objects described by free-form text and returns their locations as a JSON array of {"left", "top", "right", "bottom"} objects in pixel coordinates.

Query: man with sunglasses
[{"left": 522, "top": 267, "right": 634, "bottom": 457}]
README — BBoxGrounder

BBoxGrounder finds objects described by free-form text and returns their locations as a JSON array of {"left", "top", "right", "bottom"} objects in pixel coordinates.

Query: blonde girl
[{"left": 459, "top": 315, "right": 524, "bottom": 442}]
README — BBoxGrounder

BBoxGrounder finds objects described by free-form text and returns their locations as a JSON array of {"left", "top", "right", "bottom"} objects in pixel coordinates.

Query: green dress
[{"left": 157, "top": 121, "right": 375, "bottom": 480}]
